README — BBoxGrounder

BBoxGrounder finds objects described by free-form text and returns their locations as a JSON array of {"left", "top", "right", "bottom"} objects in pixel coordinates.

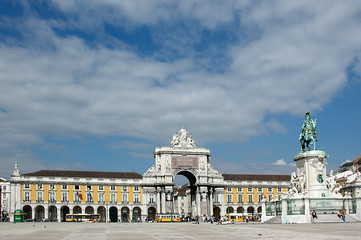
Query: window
[
  {"left": 238, "top": 194, "right": 243, "bottom": 203},
  {"left": 74, "top": 192, "right": 80, "bottom": 203},
  {"left": 258, "top": 188, "right": 262, "bottom": 192},
  {"left": 214, "top": 194, "right": 219, "bottom": 203},
  {"left": 227, "top": 194, "right": 232, "bottom": 203},
  {"left": 3, "top": 186, "right": 6, "bottom": 190},
  {"left": 278, "top": 188, "right": 282, "bottom": 192},
  {"left": 99, "top": 186, "right": 104, "bottom": 191},
  {"left": 62, "top": 185, "right": 67, "bottom": 190},
  {"left": 237, "top": 188, "right": 242, "bottom": 192},
  {"left": 248, "top": 188, "right": 252, "bottom": 192},
  {"left": 24, "top": 192, "right": 30, "bottom": 201},
  {"left": 37, "top": 184, "right": 43, "bottom": 189},
  {"left": 227, "top": 188, "right": 232, "bottom": 192},
  {"left": 111, "top": 193, "right": 116, "bottom": 203},
  {"left": 122, "top": 186, "right": 127, "bottom": 191},
  {"left": 122, "top": 193, "right": 128, "bottom": 203},
  {"left": 86, "top": 192, "right": 93, "bottom": 202},
  {"left": 268, "top": 195, "right": 273, "bottom": 201},
  {"left": 98, "top": 193, "right": 104, "bottom": 203},
  {"left": 268, "top": 188, "right": 272, "bottom": 192},
  {"left": 149, "top": 194, "right": 155, "bottom": 203},
  {"left": 87, "top": 185, "right": 91, "bottom": 190},
  {"left": 62, "top": 192, "right": 68, "bottom": 202},
  {"left": 248, "top": 195, "right": 253, "bottom": 203},
  {"left": 258, "top": 194, "right": 263, "bottom": 202},
  {"left": 24, "top": 184, "right": 30, "bottom": 189},
  {"left": 50, "top": 184, "right": 55, "bottom": 190},
  {"left": 111, "top": 185, "right": 116, "bottom": 191},
  {"left": 134, "top": 186, "right": 139, "bottom": 191},
  {"left": 134, "top": 193, "right": 140, "bottom": 203},
  {"left": 37, "top": 191, "right": 43, "bottom": 202},
  {"left": 49, "top": 192, "right": 55, "bottom": 202},
  {"left": 74, "top": 185, "right": 80, "bottom": 190}
]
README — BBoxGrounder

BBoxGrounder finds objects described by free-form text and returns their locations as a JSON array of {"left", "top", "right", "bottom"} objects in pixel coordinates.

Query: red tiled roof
[
  {"left": 222, "top": 174, "right": 290, "bottom": 181},
  {"left": 23, "top": 170, "right": 143, "bottom": 179}
]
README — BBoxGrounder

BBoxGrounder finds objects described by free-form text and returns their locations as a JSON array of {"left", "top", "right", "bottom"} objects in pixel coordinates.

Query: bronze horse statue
[{"left": 299, "top": 112, "right": 317, "bottom": 151}]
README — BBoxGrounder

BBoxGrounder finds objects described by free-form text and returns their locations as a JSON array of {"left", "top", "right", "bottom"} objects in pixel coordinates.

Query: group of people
[
  {"left": 337, "top": 210, "right": 346, "bottom": 222},
  {"left": 312, "top": 209, "right": 347, "bottom": 222}
]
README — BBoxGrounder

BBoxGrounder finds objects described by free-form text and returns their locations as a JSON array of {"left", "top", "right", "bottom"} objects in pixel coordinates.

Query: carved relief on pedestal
[{"left": 289, "top": 171, "right": 305, "bottom": 195}]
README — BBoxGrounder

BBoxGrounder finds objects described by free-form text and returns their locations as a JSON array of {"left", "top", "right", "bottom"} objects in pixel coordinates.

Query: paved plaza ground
[{"left": 0, "top": 222, "right": 359, "bottom": 240}]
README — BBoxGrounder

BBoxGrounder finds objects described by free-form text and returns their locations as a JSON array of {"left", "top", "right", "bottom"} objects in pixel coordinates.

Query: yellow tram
[{"left": 156, "top": 213, "right": 181, "bottom": 222}]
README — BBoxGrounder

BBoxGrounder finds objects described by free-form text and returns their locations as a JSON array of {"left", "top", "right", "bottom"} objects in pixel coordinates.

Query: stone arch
[
  {"left": 23, "top": 205, "right": 32, "bottom": 220},
  {"left": 49, "top": 205, "right": 57, "bottom": 222},
  {"left": 61, "top": 206, "right": 70, "bottom": 222},
  {"left": 132, "top": 207, "right": 141, "bottom": 222},
  {"left": 257, "top": 206, "right": 262, "bottom": 213},
  {"left": 73, "top": 206, "right": 82, "bottom": 214},
  {"left": 97, "top": 206, "right": 106, "bottom": 222},
  {"left": 173, "top": 170, "right": 197, "bottom": 185},
  {"left": 35, "top": 205, "right": 45, "bottom": 221},
  {"left": 147, "top": 207, "right": 156, "bottom": 221},
  {"left": 121, "top": 207, "right": 129, "bottom": 222},
  {"left": 109, "top": 207, "right": 118, "bottom": 222},
  {"left": 247, "top": 206, "right": 254, "bottom": 214},
  {"left": 237, "top": 206, "right": 244, "bottom": 213},
  {"left": 226, "top": 206, "right": 234, "bottom": 214},
  {"left": 85, "top": 206, "right": 94, "bottom": 214},
  {"left": 213, "top": 207, "right": 221, "bottom": 219}
]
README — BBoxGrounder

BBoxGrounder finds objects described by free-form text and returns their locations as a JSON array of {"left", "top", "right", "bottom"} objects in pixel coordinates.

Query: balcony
[
  {"left": 110, "top": 201, "right": 117, "bottom": 204},
  {"left": 36, "top": 200, "right": 44, "bottom": 203},
  {"left": 122, "top": 201, "right": 128, "bottom": 204}
]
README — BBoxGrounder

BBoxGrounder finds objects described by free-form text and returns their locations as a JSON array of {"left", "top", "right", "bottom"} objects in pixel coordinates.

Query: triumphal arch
[{"left": 143, "top": 128, "right": 224, "bottom": 217}]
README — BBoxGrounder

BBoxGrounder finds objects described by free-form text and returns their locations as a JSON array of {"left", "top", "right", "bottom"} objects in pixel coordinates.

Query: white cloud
[
  {"left": 1, "top": 1, "right": 361, "bottom": 176},
  {"left": 273, "top": 159, "right": 288, "bottom": 166}
]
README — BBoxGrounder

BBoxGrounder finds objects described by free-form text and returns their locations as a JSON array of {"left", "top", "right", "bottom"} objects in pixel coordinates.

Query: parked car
[
  {"left": 41, "top": 218, "right": 49, "bottom": 222},
  {"left": 25, "top": 218, "right": 34, "bottom": 222}
]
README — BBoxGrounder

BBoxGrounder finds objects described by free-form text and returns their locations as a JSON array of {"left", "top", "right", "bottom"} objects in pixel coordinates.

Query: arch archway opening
[{"left": 173, "top": 170, "right": 197, "bottom": 219}]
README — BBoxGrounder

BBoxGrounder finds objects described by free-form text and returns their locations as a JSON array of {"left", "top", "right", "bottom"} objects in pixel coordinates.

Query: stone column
[
  {"left": 156, "top": 189, "right": 161, "bottom": 214},
  {"left": 57, "top": 206, "right": 61, "bottom": 222},
  {"left": 356, "top": 197, "right": 361, "bottom": 220},
  {"left": 161, "top": 190, "right": 166, "bottom": 214},
  {"left": 209, "top": 188, "right": 213, "bottom": 217},
  {"left": 196, "top": 188, "right": 201, "bottom": 216},
  {"left": 261, "top": 200, "right": 266, "bottom": 222},
  {"left": 281, "top": 198, "right": 287, "bottom": 223},
  {"left": 304, "top": 197, "right": 311, "bottom": 223}
]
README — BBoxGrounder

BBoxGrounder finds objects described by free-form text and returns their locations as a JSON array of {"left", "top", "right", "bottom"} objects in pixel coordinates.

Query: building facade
[
  {"left": 9, "top": 128, "right": 290, "bottom": 222},
  {"left": 0, "top": 177, "right": 11, "bottom": 221}
]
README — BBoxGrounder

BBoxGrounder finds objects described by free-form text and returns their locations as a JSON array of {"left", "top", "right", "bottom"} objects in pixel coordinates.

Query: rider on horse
[{"left": 299, "top": 112, "right": 317, "bottom": 151}]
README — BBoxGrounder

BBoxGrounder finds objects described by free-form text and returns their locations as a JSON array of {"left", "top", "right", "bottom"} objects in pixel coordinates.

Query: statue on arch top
[
  {"left": 299, "top": 112, "right": 317, "bottom": 152},
  {"left": 171, "top": 127, "right": 196, "bottom": 148}
]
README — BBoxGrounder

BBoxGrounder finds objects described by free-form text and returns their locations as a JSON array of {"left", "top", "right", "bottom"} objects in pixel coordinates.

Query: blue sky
[{"left": 1, "top": 1, "right": 361, "bottom": 179}]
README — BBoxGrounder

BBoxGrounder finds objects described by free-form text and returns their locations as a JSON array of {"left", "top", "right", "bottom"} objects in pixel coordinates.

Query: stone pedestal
[{"left": 293, "top": 150, "right": 329, "bottom": 198}]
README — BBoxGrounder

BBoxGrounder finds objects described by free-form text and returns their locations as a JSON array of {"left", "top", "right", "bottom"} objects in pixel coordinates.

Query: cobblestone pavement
[{"left": 0, "top": 222, "right": 360, "bottom": 240}]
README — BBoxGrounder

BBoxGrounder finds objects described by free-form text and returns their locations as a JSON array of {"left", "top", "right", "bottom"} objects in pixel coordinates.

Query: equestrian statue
[{"left": 299, "top": 112, "right": 317, "bottom": 152}]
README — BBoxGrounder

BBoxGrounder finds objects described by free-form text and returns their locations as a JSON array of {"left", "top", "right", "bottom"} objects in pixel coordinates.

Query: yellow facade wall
[
  {"left": 93, "top": 186, "right": 98, "bottom": 203},
  {"left": 104, "top": 186, "right": 110, "bottom": 202},
  {"left": 44, "top": 185, "right": 49, "bottom": 202},
  {"left": 30, "top": 184, "right": 36, "bottom": 202},
  {"left": 68, "top": 185, "right": 74, "bottom": 203},
  {"left": 56, "top": 185, "right": 61, "bottom": 202},
  {"left": 129, "top": 187, "right": 134, "bottom": 203},
  {"left": 232, "top": 188, "right": 237, "bottom": 203},
  {"left": 80, "top": 185, "right": 86, "bottom": 203},
  {"left": 117, "top": 186, "right": 122, "bottom": 203}
]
